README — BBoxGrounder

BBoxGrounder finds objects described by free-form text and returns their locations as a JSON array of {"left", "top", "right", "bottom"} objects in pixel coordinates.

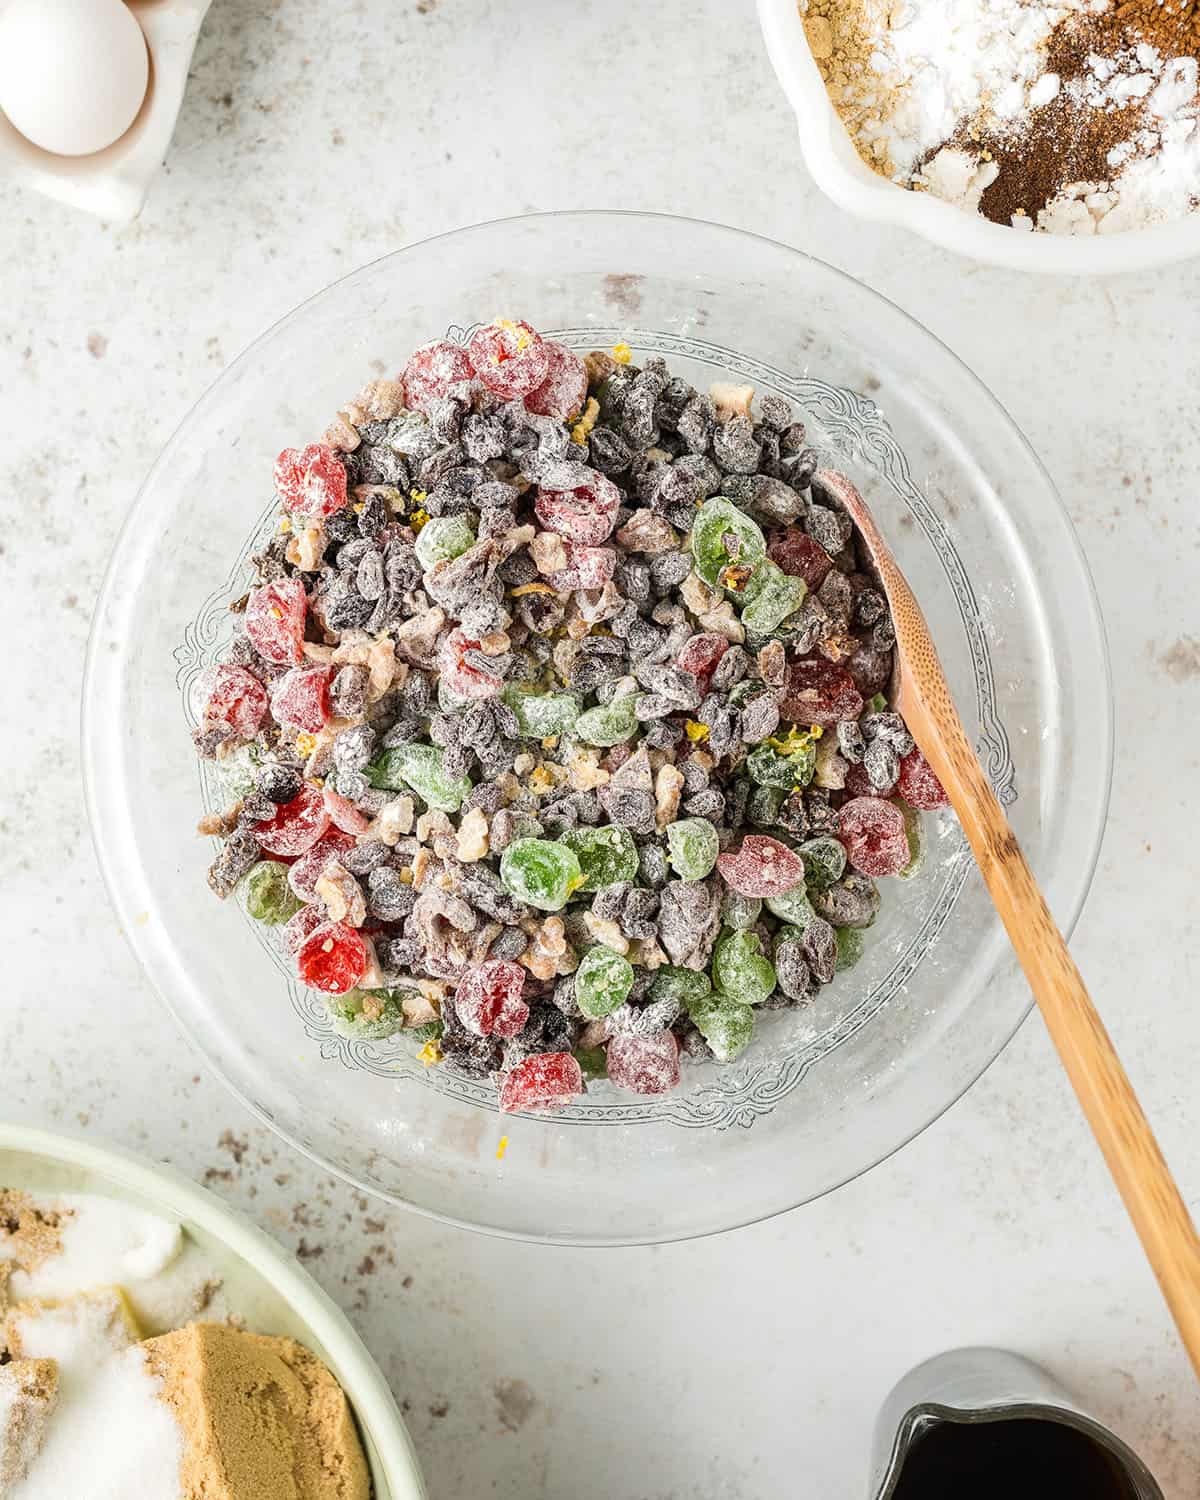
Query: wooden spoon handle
[{"left": 913, "top": 698, "right": 1200, "bottom": 1379}]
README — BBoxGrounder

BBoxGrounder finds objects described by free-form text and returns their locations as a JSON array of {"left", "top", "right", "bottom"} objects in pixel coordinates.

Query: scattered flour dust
[{"left": 801, "top": 0, "right": 1200, "bottom": 233}]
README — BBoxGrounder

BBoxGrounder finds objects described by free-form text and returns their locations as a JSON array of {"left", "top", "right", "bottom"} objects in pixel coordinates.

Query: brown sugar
[
  {"left": 0, "top": 1191, "right": 70, "bottom": 1280},
  {"left": 143, "top": 1323, "right": 370, "bottom": 1500}
]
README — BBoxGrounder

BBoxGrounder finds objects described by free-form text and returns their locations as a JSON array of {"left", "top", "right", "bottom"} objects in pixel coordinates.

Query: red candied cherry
[
  {"left": 838, "top": 797, "right": 910, "bottom": 877},
  {"left": 270, "top": 666, "right": 332, "bottom": 732},
  {"left": 533, "top": 472, "right": 621, "bottom": 548},
  {"left": 273, "top": 443, "right": 348, "bottom": 518},
  {"left": 499, "top": 1052, "right": 585, "bottom": 1114},
  {"left": 282, "top": 902, "right": 325, "bottom": 956},
  {"left": 454, "top": 960, "right": 530, "bottom": 1040},
  {"left": 780, "top": 656, "right": 864, "bottom": 728},
  {"left": 324, "top": 785, "right": 371, "bottom": 834},
  {"left": 298, "top": 921, "right": 368, "bottom": 994},
  {"left": 245, "top": 578, "right": 308, "bottom": 665},
  {"left": 287, "top": 829, "right": 357, "bottom": 902},
  {"left": 677, "top": 633, "right": 730, "bottom": 692},
  {"left": 607, "top": 1031, "right": 680, "bottom": 1096},
  {"left": 201, "top": 664, "right": 268, "bottom": 738},
  {"left": 468, "top": 318, "right": 550, "bottom": 399},
  {"left": 401, "top": 339, "right": 475, "bottom": 414},
  {"left": 440, "top": 628, "right": 502, "bottom": 700},
  {"left": 550, "top": 544, "right": 617, "bottom": 592},
  {"left": 254, "top": 782, "right": 331, "bottom": 857},
  {"left": 571, "top": 544, "right": 617, "bottom": 590},
  {"left": 716, "top": 834, "right": 806, "bottom": 898},
  {"left": 896, "top": 747, "right": 950, "bottom": 811},
  {"left": 524, "top": 341, "right": 588, "bottom": 419},
  {"left": 767, "top": 527, "right": 833, "bottom": 590}
]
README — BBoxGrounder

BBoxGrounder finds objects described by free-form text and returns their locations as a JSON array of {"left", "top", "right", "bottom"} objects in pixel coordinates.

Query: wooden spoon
[{"left": 819, "top": 467, "right": 1200, "bottom": 1379}]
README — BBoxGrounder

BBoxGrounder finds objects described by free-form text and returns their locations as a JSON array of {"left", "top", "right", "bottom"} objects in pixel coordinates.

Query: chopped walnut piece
[
  {"left": 286, "top": 524, "right": 328, "bottom": 573},
  {"left": 583, "top": 913, "right": 629, "bottom": 954},
  {"left": 626, "top": 936, "right": 669, "bottom": 970},
  {"left": 697, "top": 599, "right": 745, "bottom": 643},
  {"left": 197, "top": 806, "right": 241, "bottom": 837},
  {"left": 709, "top": 380, "right": 755, "bottom": 420},
  {"left": 358, "top": 378, "right": 406, "bottom": 420},
  {"left": 530, "top": 531, "right": 570, "bottom": 576},
  {"left": 521, "top": 916, "right": 576, "bottom": 980},
  {"left": 315, "top": 862, "right": 367, "bottom": 927},
  {"left": 455, "top": 806, "right": 490, "bottom": 862},
  {"left": 567, "top": 748, "right": 610, "bottom": 791},
  {"left": 416, "top": 809, "right": 454, "bottom": 845},
  {"left": 680, "top": 571, "right": 719, "bottom": 617},
  {"left": 615, "top": 510, "right": 677, "bottom": 554},
  {"left": 400, "top": 990, "right": 440, "bottom": 1027},
  {"left": 324, "top": 413, "right": 361, "bottom": 452},
  {"left": 654, "top": 763, "right": 685, "bottom": 830},
  {"left": 365, "top": 795, "right": 414, "bottom": 845},
  {"left": 366, "top": 633, "right": 397, "bottom": 701}
]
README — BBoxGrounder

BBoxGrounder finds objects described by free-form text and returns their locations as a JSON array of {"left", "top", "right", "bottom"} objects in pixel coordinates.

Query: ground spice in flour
[
  {"left": 805, "top": 0, "right": 1200, "bottom": 233},
  {"left": 974, "top": 11, "right": 1158, "bottom": 223}
]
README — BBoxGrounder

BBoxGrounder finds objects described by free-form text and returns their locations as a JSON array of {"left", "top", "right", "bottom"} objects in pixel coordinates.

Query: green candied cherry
[
  {"left": 747, "top": 783, "right": 788, "bottom": 828},
  {"left": 665, "top": 818, "right": 720, "bottom": 880},
  {"left": 868, "top": 691, "right": 889, "bottom": 714},
  {"left": 414, "top": 515, "right": 475, "bottom": 570},
  {"left": 648, "top": 964, "right": 712, "bottom": 1010},
  {"left": 746, "top": 743, "right": 792, "bottom": 790},
  {"left": 365, "top": 742, "right": 472, "bottom": 812},
  {"left": 573, "top": 694, "right": 639, "bottom": 747},
  {"left": 711, "top": 929, "right": 776, "bottom": 1006},
  {"left": 216, "top": 741, "right": 263, "bottom": 800},
  {"left": 326, "top": 987, "right": 419, "bottom": 1041},
  {"left": 765, "top": 882, "right": 815, "bottom": 929},
  {"left": 691, "top": 497, "right": 766, "bottom": 588},
  {"left": 244, "top": 860, "right": 303, "bottom": 925},
  {"left": 573, "top": 1045, "right": 609, "bottom": 1081},
  {"left": 749, "top": 729, "right": 817, "bottom": 789},
  {"left": 574, "top": 945, "right": 635, "bottom": 1019},
  {"left": 720, "top": 888, "right": 762, "bottom": 932},
  {"left": 499, "top": 837, "right": 583, "bottom": 912},
  {"left": 559, "top": 824, "right": 638, "bottom": 891},
  {"left": 898, "top": 804, "right": 926, "bottom": 880},
  {"left": 690, "top": 995, "right": 755, "bottom": 1062},
  {"left": 798, "top": 836, "right": 847, "bottom": 891},
  {"left": 740, "top": 558, "right": 807, "bottom": 636},
  {"left": 409, "top": 1019, "right": 444, "bottom": 1044},
  {"left": 835, "top": 926, "right": 865, "bottom": 973},
  {"left": 502, "top": 684, "right": 581, "bottom": 738}
]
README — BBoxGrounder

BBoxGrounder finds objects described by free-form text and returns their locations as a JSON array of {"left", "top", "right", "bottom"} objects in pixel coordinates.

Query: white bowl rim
[
  {"left": 757, "top": 0, "right": 1200, "bottom": 275},
  {"left": 0, "top": 1121, "right": 426, "bottom": 1500}
]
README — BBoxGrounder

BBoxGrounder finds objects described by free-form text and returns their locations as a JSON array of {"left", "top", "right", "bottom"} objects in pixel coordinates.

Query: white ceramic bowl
[
  {"left": 0, "top": 1122, "right": 426, "bottom": 1500},
  {"left": 757, "top": 0, "right": 1200, "bottom": 274}
]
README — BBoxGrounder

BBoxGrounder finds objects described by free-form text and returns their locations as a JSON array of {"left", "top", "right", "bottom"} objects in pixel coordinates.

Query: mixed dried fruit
[{"left": 191, "top": 320, "right": 950, "bottom": 1113}]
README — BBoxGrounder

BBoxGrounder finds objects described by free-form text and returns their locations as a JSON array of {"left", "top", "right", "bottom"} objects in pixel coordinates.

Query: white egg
[{"left": 0, "top": 0, "right": 149, "bottom": 157}]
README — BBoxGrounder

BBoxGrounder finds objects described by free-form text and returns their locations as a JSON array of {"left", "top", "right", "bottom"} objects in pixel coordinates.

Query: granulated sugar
[{"left": 802, "top": 0, "right": 1200, "bottom": 232}]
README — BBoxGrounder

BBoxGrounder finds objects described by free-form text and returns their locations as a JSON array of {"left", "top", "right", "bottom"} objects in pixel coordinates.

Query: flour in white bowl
[{"left": 802, "top": 0, "right": 1200, "bottom": 233}]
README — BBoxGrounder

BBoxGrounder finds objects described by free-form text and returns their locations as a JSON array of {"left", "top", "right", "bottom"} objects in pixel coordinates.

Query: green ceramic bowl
[{"left": 0, "top": 1123, "right": 425, "bottom": 1500}]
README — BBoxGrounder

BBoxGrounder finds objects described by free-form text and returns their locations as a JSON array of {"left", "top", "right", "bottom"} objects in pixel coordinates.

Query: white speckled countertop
[{"left": 4, "top": 2, "right": 1200, "bottom": 1495}]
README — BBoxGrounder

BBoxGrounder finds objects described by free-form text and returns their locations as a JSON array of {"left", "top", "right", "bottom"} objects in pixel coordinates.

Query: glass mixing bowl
[{"left": 83, "top": 213, "right": 1111, "bottom": 1243}]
